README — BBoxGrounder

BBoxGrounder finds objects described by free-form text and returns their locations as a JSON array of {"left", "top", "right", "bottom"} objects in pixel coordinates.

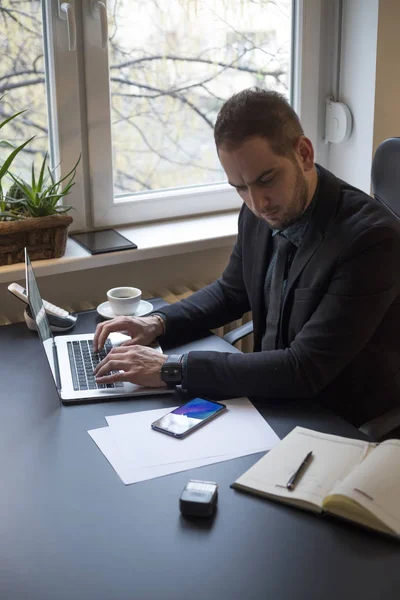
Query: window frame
[
  {"left": 44, "top": 0, "right": 89, "bottom": 231},
  {"left": 45, "top": 0, "right": 335, "bottom": 231}
]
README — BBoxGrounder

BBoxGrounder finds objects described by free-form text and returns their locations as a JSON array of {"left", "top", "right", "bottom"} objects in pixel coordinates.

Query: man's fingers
[
  {"left": 94, "top": 319, "right": 127, "bottom": 351},
  {"left": 93, "top": 316, "right": 155, "bottom": 352},
  {"left": 93, "top": 323, "right": 113, "bottom": 352},
  {"left": 95, "top": 362, "right": 135, "bottom": 383},
  {"left": 95, "top": 371, "right": 126, "bottom": 384},
  {"left": 96, "top": 346, "right": 134, "bottom": 366},
  {"left": 93, "top": 354, "right": 110, "bottom": 374},
  {"left": 95, "top": 359, "right": 127, "bottom": 379},
  {"left": 97, "top": 325, "right": 115, "bottom": 351},
  {"left": 93, "top": 355, "right": 110, "bottom": 374},
  {"left": 92, "top": 322, "right": 106, "bottom": 352}
]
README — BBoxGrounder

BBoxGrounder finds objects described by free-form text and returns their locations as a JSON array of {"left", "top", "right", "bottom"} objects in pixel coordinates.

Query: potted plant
[
  {"left": 0, "top": 100, "right": 79, "bottom": 266},
  {"left": 0, "top": 103, "right": 34, "bottom": 213}
]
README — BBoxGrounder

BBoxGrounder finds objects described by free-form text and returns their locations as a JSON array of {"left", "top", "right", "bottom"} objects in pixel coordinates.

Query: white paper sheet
[
  {"left": 88, "top": 426, "right": 271, "bottom": 485},
  {"left": 105, "top": 397, "right": 279, "bottom": 469}
]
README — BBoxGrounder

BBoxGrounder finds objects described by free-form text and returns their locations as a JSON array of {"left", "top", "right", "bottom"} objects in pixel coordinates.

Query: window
[
  {"left": 0, "top": 1, "right": 48, "bottom": 181},
  {"left": 0, "top": 0, "right": 331, "bottom": 232},
  {"left": 0, "top": 0, "right": 85, "bottom": 229},
  {"left": 108, "top": 1, "right": 292, "bottom": 195}
]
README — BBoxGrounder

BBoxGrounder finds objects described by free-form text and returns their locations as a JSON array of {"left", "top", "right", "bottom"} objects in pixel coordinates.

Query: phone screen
[
  {"left": 151, "top": 398, "right": 226, "bottom": 438},
  {"left": 70, "top": 230, "right": 137, "bottom": 254}
]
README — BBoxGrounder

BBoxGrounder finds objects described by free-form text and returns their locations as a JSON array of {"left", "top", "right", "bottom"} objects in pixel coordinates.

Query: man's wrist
[
  {"left": 147, "top": 313, "right": 166, "bottom": 337},
  {"left": 160, "top": 354, "right": 184, "bottom": 388}
]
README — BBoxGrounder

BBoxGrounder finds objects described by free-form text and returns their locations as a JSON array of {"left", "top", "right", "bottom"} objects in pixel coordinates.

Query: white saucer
[{"left": 97, "top": 300, "right": 154, "bottom": 320}]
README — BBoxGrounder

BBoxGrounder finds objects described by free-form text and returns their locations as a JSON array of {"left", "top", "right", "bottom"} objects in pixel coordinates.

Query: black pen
[{"left": 286, "top": 451, "right": 313, "bottom": 491}]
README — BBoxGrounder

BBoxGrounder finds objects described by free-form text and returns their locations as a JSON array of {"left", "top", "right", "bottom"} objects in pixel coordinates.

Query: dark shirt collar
[{"left": 272, "top": 167, "right": 320, "bottom": 248}]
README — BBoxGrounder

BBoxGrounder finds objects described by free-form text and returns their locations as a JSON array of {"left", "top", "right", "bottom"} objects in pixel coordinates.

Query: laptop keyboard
[{"left": 67, "top": 339, "right": 124, "bottom": 392}]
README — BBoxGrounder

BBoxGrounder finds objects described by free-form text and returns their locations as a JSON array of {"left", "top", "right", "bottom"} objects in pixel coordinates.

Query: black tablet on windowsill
[{"left": 70, "top": 229, "right": 138, "bottom": 255}]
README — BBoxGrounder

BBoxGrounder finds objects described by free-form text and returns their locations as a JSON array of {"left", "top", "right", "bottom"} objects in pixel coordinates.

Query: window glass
[
  {"left": 108, "top": 0, "right": 292, "bottom": 196},
  {"left": 0, "top": 1, "right": 49, "bottom": 189}
]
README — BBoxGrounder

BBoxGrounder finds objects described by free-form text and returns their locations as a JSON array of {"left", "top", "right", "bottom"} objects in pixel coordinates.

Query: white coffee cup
[{"left": 107, "top": 286, "right": 142, "bottom": 316}]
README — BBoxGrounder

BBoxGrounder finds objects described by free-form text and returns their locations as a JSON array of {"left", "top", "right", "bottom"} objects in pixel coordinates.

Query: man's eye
[{"left": 260, "top": 177, "right": 275, "bottom": 185}]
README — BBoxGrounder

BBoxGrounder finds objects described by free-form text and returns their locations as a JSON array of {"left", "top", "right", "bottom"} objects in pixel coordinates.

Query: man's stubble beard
[{"left": 270, "top": 162, "right": 309, "bottom": 230}]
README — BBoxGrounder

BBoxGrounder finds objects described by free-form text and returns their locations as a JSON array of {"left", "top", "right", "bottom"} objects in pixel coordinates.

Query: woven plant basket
[{"left": 0, "top": 214, "right": 73, "bottom": 266}]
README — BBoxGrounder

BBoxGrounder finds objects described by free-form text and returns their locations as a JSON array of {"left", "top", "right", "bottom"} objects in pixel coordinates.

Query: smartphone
[
  {"left": 151, "top": 398, "right": 227, "bottom": 439},
  {"left": 70, "top": 229, "right": 137, "bottom": 254}
]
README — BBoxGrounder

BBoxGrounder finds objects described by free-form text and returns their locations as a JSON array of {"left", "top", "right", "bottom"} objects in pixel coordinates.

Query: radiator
[{"left": 1, "top": 283, "right": 253, "bottom": 352}]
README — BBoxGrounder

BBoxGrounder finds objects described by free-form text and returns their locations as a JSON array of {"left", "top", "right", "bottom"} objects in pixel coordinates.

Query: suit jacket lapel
[
  {"left": 284, "top": 226, "right": 323, "bottom": 294},
  {"left": 283, "top": 165, "right": 342, "bottom": 308}
]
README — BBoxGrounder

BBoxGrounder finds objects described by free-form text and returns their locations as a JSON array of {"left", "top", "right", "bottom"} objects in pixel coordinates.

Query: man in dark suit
[{"left": 93, "top": 88, "right": 400, "bottom": 427}]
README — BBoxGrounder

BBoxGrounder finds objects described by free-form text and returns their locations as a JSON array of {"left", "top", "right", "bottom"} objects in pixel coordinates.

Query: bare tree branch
[
  {"left": 0, "top": 78, "right": 44, "bottom": 94},
  {"left": 146, "top": 98, "right": 220, "bottom": 169},
  {"left": 111, "top": 54, "right": 284, "bottom": 80},
  {"left": 112, "top": 105, "right": 219, "bottom": 170},
  {"left": 0, "top": 0, "right": 291, "bottom": 194},
  {"left": 111, "top": 79, "right": 214, "bottom": 128},
  {"left": 115, "top": 170, "right": 152, "bottom": 191},
  {"left": 0, "top": 7, "right": 41, "bottom": 37},
  {"left": 0, "top": 69, "right": 44, "bottom": 83},
  {"left": 0, "top": 109, "right": 47, "bottom": 135}
]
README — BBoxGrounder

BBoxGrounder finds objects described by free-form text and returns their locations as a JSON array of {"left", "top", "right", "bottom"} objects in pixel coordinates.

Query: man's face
[{"left": 218, "top": 136, "right": 313, "bottom": 230}]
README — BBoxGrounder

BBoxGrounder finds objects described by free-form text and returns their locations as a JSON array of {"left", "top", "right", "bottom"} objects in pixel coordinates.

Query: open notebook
[{"left": 232, "top": 426, "right": 400, "bottom": 538}]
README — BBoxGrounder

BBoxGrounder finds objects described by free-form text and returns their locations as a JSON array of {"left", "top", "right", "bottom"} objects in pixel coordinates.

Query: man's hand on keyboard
[
  {"left": 93, "top": 344, "right": 168, "bottom": 388},
  {"left": 93, "top": 315, "right": 164, "bottom": 353}
]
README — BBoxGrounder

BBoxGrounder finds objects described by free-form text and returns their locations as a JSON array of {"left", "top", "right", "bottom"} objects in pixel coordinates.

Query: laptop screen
[{"left": 25, "top": 248, "right": 60, "bottom": 391}]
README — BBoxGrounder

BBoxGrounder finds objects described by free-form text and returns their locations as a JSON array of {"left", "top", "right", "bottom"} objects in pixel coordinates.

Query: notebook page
[
  {"left": 233, "top": 427, "right": 370, "bottom": 510},
  {"left": 325, "top": 439, "right": 400, "bottom": 535}
]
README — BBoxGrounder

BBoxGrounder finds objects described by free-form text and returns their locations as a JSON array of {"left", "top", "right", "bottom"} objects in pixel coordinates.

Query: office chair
[
  {"left": 371, "top": 137, "right": 400, "bottom": 217},
  {"left": 223, "top": 319, "right": 253, "bottom": 346},
  {"left": 359, "top": 137, "right": 400, "bottom": 441}
]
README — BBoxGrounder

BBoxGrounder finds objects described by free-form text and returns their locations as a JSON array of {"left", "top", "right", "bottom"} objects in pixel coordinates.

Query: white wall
[
  {"left": 327, "top": 0, "right": 400, "bottom": 192},
  {"left": 327, "top": 0, "right": 380, "bottom": 192},
  {"left": 372, "top": 0, "right": 400, "bottom": 153}
]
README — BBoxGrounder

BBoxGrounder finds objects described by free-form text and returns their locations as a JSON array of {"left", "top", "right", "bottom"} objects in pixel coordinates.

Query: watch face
[{"left": 164, "top": 366, "right": 180, "bottom": 378}]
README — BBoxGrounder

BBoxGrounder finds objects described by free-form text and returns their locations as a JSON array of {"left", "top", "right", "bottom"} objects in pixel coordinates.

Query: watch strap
[{"left": 161, "top": 354, "right": 184, "bottom": 388}]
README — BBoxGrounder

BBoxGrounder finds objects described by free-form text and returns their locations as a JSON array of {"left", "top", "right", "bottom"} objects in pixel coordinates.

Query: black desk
[{"left": 1, "top": 306, "right": 400, "bottom": 600}]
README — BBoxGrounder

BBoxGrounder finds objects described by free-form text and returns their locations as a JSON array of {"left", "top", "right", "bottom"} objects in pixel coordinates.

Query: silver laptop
[{"left": 25, "top": 249, "right": 172, "bottom": 404}]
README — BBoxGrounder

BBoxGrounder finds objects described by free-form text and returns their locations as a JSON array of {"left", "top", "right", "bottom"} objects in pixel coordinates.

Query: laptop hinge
[{"left": 53, "top": 341, "right": 62, "bottom": 392}]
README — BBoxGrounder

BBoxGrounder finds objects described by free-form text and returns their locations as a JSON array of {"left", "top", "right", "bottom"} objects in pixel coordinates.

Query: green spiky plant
[
  {"left": 5, "top": 152, "right": 80, "bottom": 218},
  {"left": 0, "top": 99, "right": 35, "bottom": 220}
]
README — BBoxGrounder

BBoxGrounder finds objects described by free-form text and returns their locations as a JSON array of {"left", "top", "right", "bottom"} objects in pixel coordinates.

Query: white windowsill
[{"left": 0, "top": 211, "right": 239, "bottom": 284}]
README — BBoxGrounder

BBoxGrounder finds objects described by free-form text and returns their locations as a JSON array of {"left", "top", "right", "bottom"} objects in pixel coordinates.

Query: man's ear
[{"left": 295, "top": 136, "right": 314, "bottom": 171}]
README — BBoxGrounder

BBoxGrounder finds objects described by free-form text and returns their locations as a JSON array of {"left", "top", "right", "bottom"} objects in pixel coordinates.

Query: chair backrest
[
  {"left": 371, "top": 137, "right": 400, "bottom": 217},
  {"left": 363, "top": 138, "right": 400, "bottom": 441}
]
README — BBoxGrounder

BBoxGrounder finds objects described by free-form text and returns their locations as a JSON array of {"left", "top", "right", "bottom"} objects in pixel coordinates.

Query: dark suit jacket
[{"left": 159, "top": 165, "right": 400, "bottom": 426}]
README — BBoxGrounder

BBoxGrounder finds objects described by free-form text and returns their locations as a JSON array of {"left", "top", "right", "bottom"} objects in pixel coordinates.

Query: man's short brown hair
[{"left": 214, "top": 88, "right": 304, "bottom": 157}]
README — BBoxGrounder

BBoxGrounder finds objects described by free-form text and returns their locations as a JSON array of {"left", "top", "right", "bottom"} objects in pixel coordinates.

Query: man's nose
[{"left": 249, "top": 187, "right": 270, "bottom": 213}]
